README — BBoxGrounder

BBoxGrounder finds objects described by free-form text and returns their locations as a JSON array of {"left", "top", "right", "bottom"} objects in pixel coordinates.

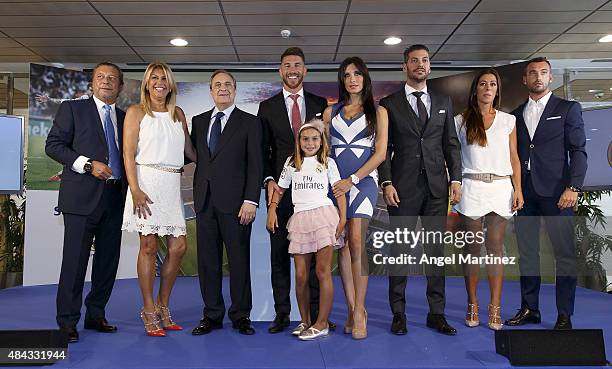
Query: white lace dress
[{"left": 122, "top": 111, "right": 186, "bottom": 237}]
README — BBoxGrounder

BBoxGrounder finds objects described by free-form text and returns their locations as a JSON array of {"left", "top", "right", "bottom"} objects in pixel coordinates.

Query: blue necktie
[
  {"left": 209, "top": 111, "right": 224, "bottom": 155},
  {"left": 103, "top": 105, "right": 122, "bottom": 179}
]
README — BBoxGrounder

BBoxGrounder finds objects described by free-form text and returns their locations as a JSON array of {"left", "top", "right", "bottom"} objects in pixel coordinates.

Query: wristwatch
[
  {"left": 350, "top": 174, "right": 360, "bottom": 185},
  {"left": 568, "top": 185, "right": 582, "bottom": 193},
  {"left": 381, "top": 181, "right": 393, "bottom": 189},
  {"left": 84, "top": 159, "right": 93, "bottom": 173}
]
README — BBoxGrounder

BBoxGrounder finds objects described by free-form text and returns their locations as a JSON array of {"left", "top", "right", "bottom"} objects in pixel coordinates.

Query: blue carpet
[{"left": 0, "top": 277, "right": 609, "bottom": 369}]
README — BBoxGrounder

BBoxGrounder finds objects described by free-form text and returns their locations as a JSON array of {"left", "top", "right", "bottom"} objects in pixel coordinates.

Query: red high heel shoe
[
  {"left": 140, "top": 308, "right": 166, "bottom": 337},
  {"left": 157, "top": 304, "right": 183, "bottom": 331}
]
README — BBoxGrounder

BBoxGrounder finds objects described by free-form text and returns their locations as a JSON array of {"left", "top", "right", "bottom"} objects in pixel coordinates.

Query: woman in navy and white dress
[
  {"left": 454, "top": 68, "right": 523, "bottom": 331},
  {"left": 323, "top": 56, "right": 388, "bottom": 339}
]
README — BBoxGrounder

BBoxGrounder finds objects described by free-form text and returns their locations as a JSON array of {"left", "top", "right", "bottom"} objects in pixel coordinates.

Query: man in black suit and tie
[
  {"left": 378, "top": 45, "right": 462, "bottom": 336},
  {"left": 505, "top": 57, "right": 587, "bottom": 330},
  {"left": 191, "top": 70, "right": 263, "bottom": 336},
  {"left": 45, "top": 62, "right": 127, "bottom": 343},
  {"left": 258, "top": 47, "right": 329, "bottom": 333}
]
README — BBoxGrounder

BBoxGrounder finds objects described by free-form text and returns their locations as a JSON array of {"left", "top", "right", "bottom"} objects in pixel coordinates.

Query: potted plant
[
  {"left": 0, "top": 194, "right": 25, "bottom": 289},
  {"left": 575, "top": 190, "right": 612, "bottom": 292}
]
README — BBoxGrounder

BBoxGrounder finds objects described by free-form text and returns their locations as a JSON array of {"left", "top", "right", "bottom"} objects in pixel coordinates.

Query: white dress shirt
[
  {"left": 523, "top": 91, "right": 552, "bottom": 140},
  {"left": 283, "top": 88, "right": 306, "bottom": 128},
  {"left": 207, "top": 104, "right": 235, "bottom": 143},
  {"left": 207, "top": 104, "right": 257, "bottom": 207},
  {"left": 523, "top": 91, "right": 552, "bottom": 170},
  {"left": 404, "top": 83, "right": 431, "bottom": 119},
  {"left": 71, "top": 95, "right": 119, "bottom": 174},
  {"left": 263, "top": 89, "right": 306, "bottom": 185}
]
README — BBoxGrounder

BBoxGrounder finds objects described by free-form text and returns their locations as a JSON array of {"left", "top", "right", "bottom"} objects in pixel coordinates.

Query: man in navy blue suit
[
  {"left": 506, "top": 57, "right": 587, "bottom": 330},
  {"left": 46, "top": 62, "right": 127, "bottom": 342}
]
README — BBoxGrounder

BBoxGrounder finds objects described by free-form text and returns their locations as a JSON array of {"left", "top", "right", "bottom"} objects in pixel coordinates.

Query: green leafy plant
[
  {"left": 0, "top": 194, "right": 25, "bottom": 273},
  {"left": 575, "top": 190, "right": 612, "bottom": 291}
]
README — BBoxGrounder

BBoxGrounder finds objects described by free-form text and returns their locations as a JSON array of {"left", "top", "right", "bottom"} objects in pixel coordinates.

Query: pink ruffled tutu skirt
[{"left": 287, "top": 205, "right": 344, "bottom": 254}]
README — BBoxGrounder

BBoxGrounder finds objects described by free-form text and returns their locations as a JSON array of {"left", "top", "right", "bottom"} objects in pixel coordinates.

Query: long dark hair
[
  {"left": 461, "top": 68, "right": 502, "bottom": 147},
  {"left": 337, "top": 56, "right": 377, "bottom": 137}
]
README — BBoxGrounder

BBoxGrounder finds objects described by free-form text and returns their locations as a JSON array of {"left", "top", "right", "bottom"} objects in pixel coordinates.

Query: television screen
[
  {"left": 0, "top": 114, "right": 24, "bottom": 194},
  {"left": 582, "top": 107, "right": 612, "bottom": 190}
]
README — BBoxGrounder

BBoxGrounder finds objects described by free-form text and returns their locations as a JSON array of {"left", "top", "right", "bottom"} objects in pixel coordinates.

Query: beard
[
  {"left": 528, "top": 82, "right": 548, "bottom": 94},
  {"left": 282, "top": 73, "right": 303, "bottom": 90},
  {"left": 408, "top": 69, "right": 429, "bottom": 82}
]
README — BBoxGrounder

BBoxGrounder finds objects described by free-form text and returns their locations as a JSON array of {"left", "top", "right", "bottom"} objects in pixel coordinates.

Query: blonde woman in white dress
[
  {"left": 454, "top": 69, "right": 523, "bottom": 330},
  {"left": 122, "top": 63, "right": 196, "bottom": 337}
]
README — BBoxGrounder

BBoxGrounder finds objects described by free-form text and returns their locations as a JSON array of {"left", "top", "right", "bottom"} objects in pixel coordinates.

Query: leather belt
[{"left": 463, "top": 173, "right": 510, "bottom": 183}]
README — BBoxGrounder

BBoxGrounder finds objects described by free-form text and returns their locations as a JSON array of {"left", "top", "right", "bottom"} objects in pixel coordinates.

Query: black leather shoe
[
  {"left": 426, "top": 314, "right": 457, "bottom": 336},
  {"left": 554, "top": 314, "right": 572, "bottom": 330},
  {"left": 328, "top": 320, "right": 336, "bottom": 331},
  {"left": 84, "top": 317, "right": 117, "bottom": 333},
  {"left": 232, "top": 317, "right": 255, "bottom": 335},
  {"left": 268, "top": 314, "right": 290, "bottom": 333},
  {"left": 391, "top": 313, "right": 407, "bottom": 335},
  {"left": 61, "top": 326, "right": 79, "bottom": 343},
  {"left": 504, "top": 308, "right": 541, "bottom": 326},
  {"left": 191, "top": 317, "right": 223, "bottom": 335}
]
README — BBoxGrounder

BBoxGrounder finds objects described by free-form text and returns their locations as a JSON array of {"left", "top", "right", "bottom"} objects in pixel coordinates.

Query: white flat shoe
[
  {"left": 292, "top": 322, "right": 309, "bottom": 336},
  {"left": 298, "top": 326, "right": 329, "bottom": 340}
]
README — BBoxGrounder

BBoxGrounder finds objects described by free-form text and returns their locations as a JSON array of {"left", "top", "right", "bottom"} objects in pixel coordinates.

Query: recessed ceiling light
[
  {"left": 170, "top": 38, "right": 188, "bottom": 46},
  {"left": 598, "top": 34, "right": 612, "bottom": 42},
  {"left": 384, "top": 36, "right": 402, "bottom": 45},
  {"left": 588, "top": 89, "right": 603, "bottom": 93}
]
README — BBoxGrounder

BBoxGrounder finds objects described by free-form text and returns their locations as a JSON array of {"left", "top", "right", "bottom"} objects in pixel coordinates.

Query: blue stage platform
[{"left": 0, "top": 276, "right": 609, "bottom": 369}]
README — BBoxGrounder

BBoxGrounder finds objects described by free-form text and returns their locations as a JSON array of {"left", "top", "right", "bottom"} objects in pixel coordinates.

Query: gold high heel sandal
[
  {"left": 351, "top": 310, "right": 367, "bottom": 340},
  {"left": 344, "top": 312, "right": 354, "bottom": 334},
  {"left": 465, "top": 303, "right": 480, "bottom": 327},
  {"left": 488, "top": 304, "right": 503, "bottom": 331}
]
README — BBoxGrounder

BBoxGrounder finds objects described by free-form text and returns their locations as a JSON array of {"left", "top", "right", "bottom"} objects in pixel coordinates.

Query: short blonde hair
[{"left": 140, "top": 62, "right": 178, "bottom": 122}]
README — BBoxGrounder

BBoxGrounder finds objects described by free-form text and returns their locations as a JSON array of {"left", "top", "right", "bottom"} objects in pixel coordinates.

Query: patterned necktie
[
  {"left": 102, "top": 105, "right": 121, "bottom": 178},
  {"left": 412, "top": 91, "right": 428, "bottom": 129},
  {"left": 209, "top": 111, "right": 224, "bottom": 155},
  {"left": 289, "top": 94, "right": 301, "bottom": 137}
]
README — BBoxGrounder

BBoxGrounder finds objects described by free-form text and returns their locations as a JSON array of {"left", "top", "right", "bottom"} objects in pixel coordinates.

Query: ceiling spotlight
[
  {"left": 598, "top": 34, "right": 612, "bottom": 42},
  {"left": 170, "top": 38, "right": 188, "bottom": 46},
  {"left": 588, "top": 89, "right": 603, "bottom": 93},
  {"left": 384, "top": 36, "right": 402, "bottom": 45},
  {"left": 281, "top": 29, "right": 291, "bottom": 38}
]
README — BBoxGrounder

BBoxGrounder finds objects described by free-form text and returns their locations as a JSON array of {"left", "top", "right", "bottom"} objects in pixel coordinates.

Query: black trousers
[
  {"left": 56, "top": 182, "right": 123, "bottom": 328},
  {"left": 268, "top": 193, "right": 320, "bottom": 316},
  {"left": 387, "top": 172, "right": 448, "bottom": 315},
  {"left": 515, "top": 174, "right": 577, "bottom": 315},
  {"left": 196, "top": 194, "right": 252, "bottom": 323}
]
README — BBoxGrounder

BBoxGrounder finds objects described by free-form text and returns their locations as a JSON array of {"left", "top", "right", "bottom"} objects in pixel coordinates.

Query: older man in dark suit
[
  {"left": 46, "top": 62, "right": 127, "bottom": 343},
  {"left": 191, "top": 70, "right": 263, "bottom": 336}
]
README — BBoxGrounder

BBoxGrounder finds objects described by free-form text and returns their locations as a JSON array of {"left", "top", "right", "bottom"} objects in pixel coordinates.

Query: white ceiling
[{"left": 0, "top": 0, "right": 612, "bottom": 65}]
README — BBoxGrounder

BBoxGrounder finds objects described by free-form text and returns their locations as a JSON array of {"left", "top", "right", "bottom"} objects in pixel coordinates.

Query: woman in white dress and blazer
[{"left": 454, "top": 68, "right": 523, "bottom": 330}]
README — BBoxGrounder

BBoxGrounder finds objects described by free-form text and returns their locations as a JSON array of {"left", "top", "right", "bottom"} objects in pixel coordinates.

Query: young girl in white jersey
[{"left": 267, "top": 119, "right": 347, "bottom": 340}]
